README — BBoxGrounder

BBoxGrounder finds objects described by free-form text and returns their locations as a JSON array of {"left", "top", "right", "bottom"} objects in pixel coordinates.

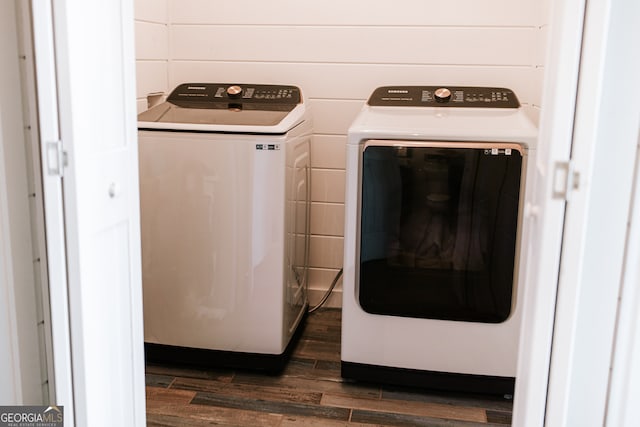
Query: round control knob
[
  {"left": 226, "top": 85, "right": 243, "bottom": 99},
  {"left": 434, "top": 87, "right": 452, "bottom": 103}
]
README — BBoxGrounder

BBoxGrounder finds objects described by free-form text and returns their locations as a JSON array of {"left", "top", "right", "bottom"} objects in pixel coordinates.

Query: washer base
[{"left": 145, "top": 311, "right": 307, "bottom": 373}]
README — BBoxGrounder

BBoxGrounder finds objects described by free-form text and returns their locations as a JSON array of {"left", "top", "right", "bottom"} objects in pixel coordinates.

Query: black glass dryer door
[{"left": 358, "top": 141, "right": 524, "bottom": 323}]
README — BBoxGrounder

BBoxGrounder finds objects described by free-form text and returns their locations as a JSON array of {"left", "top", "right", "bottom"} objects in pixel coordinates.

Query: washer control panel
[
  {"left": 368, "top": 86, "right": 520, "bottom": 108},
  {"left": 167, "top": 83, "right": 301, "bottom": 109}
]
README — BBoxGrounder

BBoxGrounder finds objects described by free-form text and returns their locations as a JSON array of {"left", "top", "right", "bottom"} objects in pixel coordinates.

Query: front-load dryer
[
  {"left": 341, "top": 86, "right": 537, "bottom": 394},
  {"left": 138, "top": 83, "right": 312, "bottom": 371}
]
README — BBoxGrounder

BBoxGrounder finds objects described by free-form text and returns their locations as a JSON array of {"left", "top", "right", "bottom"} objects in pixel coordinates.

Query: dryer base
[{"left": 341, "top": 361, "right": 515, "bottom": 396}]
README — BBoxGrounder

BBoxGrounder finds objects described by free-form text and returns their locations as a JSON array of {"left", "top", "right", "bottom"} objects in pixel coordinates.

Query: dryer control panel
[
  {"left": 368, "top": 86, "right": 520, "bottom": 108},
  {"left": 167, "top": 83, "right": 302, "bottom": 110}
]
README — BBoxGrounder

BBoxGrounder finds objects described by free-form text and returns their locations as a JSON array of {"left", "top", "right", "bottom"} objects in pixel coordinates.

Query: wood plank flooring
[{"left": 145, "top": 308, "right": 513, "bottom": 426}]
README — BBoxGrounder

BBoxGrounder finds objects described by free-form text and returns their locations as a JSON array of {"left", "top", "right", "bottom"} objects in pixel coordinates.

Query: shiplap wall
[
  {"left": 135, "top": 0, "right": 549, "bottom": 307},
  {"left": 135, "top": 0, "right": 168, "bottom": 110}
]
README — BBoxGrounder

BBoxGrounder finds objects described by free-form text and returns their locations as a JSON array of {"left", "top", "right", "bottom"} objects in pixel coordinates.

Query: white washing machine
[
  {"left": 341, "top": 86, "right": 537, "bottom": 394},
  {"left": 138, "top": 83, "right": 312, "bottom": 371}
]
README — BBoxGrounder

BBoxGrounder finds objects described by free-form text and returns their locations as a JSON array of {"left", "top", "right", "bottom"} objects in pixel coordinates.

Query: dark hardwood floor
[{"left": 145, "top": 308, "right": 513, "bottom": 426}]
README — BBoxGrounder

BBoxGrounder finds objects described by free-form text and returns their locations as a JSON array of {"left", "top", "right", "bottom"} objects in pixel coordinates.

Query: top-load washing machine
[
  {"left": 341, "top": 86, "right": 537, "bottom": 394},
  {"left": 138, "top": 83, "right": 312, "bottom": 371}
]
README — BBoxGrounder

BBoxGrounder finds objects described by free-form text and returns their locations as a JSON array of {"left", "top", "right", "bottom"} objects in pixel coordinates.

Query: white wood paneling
[
  {"left": 135, "top": 60, "right": 168, "bottom": 99},
  {"left": 171, "top": 26, "right": 537, "bottom": 66},
  {"left": 310, "top": 169, "right": 345, "bottom": 203},
  {"left": 136, "top": 99, "right": 147, "bottom": 113},
  {"left": 308, "top": 268, "right": 342, "bottom": 292},
  {"left": 310, "top": 202, "right": 344, "bottom": 236},
  {"left": 537, "top": 25, "right": 550, "bottom": 67},
  {"left": 310, "top": 100, "right": 363, "bottom": 135},
  {"left": 170, "top": 62, "right": 541, "bottom": 106},
  {"left": 134, "top": 0, "right": 168, "bottom": 23},
  {"left": 170, "top": 0, "right": 544, "bottom": 26},
  {"left": 0, "top": 74, "right": 21, "bottom": 407},
  {"left": 531, "top": 67, "right": 546, "bottom": 108},
  {"left": 311, "top": 135, "right": 346, "bottom": 170},
  {"left": 309, "top": 236, "right": 343, "bottom": 269},
  {"left": 135, "top": 22, "right": 168, "bottom": 60},
  {"left": 135, "top": 0, "right": 168, "bottom": 114},
  {"left": 16, "top": 0, "right": 56, "bottom": 403},
  {"left": 0, "top": 0, "right": 43, "bottom": 404}
]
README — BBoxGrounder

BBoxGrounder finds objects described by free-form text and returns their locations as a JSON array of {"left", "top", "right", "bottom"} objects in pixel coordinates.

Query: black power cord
[{"left": 308, "top": 268, "right": 343, "bottom": 313}]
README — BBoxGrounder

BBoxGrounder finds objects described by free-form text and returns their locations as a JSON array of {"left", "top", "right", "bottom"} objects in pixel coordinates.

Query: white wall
[
  {"left": 135, "top": 0, "right": 549, "bottom": 305},
  {"left": 134, "top": 0, "right": 169, "bottom": 111},
  {"left": 0, "top": 0, "right": 45, "bottom": 404}
]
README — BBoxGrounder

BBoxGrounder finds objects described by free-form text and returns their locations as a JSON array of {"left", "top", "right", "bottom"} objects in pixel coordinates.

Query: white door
[
  {"left": 514, "top": 0, "right": 640, "bottom": 425},
  {"left": 542, "top": 0, "right": 640, "bottom": 423},
  {"left": 32, "top": 0, "right": 146, "bottom": 426}
]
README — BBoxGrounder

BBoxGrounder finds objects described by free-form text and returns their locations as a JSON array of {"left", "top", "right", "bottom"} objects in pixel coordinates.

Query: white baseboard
[{"left": 308, "top": 288, "right": 342, "bottom": 309}]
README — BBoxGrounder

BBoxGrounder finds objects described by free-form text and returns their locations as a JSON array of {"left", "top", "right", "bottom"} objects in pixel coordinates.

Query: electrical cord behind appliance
[{"left": 308, "top": 268, "right": 343, "bottom": 313}]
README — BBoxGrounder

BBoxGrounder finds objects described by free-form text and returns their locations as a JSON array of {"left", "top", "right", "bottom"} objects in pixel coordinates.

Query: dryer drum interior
[{"left": 358, "top": 142, "right": 523, "bottom": 323}]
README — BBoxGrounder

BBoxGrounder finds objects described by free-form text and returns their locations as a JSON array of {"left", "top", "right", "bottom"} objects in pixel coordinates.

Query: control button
[
  {"left": 226, "top": 85, "right": 243, "bottom": 99},
  {"left": 434, "top": 87, "right": 452, "bottom": 103}
]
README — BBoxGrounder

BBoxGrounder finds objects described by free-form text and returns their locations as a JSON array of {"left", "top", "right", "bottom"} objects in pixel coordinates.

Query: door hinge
[
  {"left": 46, "top": 140, "right": 67, "bottom": 177},
  {"left": 552, "top": 161, "right": 580, "bottom": 201}
]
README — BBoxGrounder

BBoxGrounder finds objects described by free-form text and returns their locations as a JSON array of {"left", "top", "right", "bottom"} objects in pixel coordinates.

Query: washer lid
[{"left": 138, "top": 83, "right": 304, "bottom": 131}]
